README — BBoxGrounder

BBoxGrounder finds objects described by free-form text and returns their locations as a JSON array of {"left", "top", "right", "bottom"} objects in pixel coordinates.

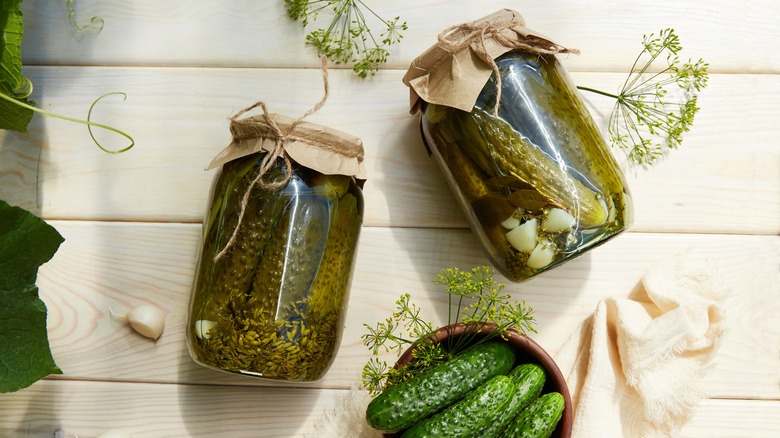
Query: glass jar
[
  {"left": 420, "top": 50, "right": 633, "bottom": 282},
  {"left": 186, "top": 153, "right": 363, "bottom": 382}
]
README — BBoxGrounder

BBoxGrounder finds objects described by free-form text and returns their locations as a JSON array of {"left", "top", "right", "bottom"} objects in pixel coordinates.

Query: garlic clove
[
  {"left": 506, "top": 218, "right": 538, "bottom": 252},
  {"left": 126, "top": 305, "right": 165, "bottom": 340},
  {"left": 527, "top": 241, "right": 556, "bottom": 269},
  {"left": 500, "top": 208, "right": 526, "bottom": 230},
  {"left": 542, "top": 208, "right": 576, "bottom": 233},
  {"left": 194, "top": 319, "right": 218, "bottom": 340},
  {"left": 500, "top": 215, "right": 521, "bottom": 230},
  {"left": 112, "top": 305, "right": 166, "bottom": 340}
]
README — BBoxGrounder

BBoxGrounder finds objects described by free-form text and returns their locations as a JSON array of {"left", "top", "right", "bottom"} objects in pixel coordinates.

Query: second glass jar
[{"left": 420, "top": 50, "right": 633, "bottom": 282}]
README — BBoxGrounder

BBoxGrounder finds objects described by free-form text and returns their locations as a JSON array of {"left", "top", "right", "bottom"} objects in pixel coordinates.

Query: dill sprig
[
  {"left": 285, "top": 0, "right": 407, "bottom": 78},
  {"left": 361, "top": 266, "right": 536, "bottom": 395},
  {"left": 578, "top": 28, "right": 709, "bottom": 166}
]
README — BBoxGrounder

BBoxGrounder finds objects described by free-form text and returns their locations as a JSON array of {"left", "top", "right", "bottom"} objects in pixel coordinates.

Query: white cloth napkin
[
  {"left": 554, "top": 253, "right": 729, "bottom": 438},
  {"left": 307, "top": 384, "right": 382, "bottom": 438}
]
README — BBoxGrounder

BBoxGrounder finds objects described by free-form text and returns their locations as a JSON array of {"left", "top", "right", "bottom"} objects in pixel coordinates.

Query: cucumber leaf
[
  {"left": 0, "top": 93, "right": 35, "bottom": 132},
  {"left": 0, "top": 0, "right": 35, "bottom": 132},
  {"left": 0, "top": 0, "right": 24, "bottom": 91},
  {"left": 0, "top": 199, "right": 64, "bottom": 393}
]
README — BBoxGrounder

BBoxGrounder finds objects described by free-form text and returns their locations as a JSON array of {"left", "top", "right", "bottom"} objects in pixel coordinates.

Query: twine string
[
  {"left": 436, "top": 17, "right": 575, "bottom": 116},
  {"left": 214, "top": 56, "right": 330, "bottom": 262}
]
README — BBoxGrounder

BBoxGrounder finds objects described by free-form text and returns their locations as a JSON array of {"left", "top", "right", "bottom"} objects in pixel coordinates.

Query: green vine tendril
[
  {"left": 11, "top": 77, "right": 34, "bottom": 99},
  {"left": 66, "top": 0, "right": 105, "bottom": 31},
  {"left": 0, "top": 87, "right": 134, "bottom": 154}
]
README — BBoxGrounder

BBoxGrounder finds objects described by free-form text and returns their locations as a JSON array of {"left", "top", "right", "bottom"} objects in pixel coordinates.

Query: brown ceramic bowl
[{"left": 384, "top": 322, "right": 572, "bottom": 437}]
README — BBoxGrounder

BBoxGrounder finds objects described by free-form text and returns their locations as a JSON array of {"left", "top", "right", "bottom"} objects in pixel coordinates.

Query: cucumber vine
[
  {"left": 0, "top": 89, "right": 134, "bottom": 154},
  {"left": 361, "top": 266, "right": 536, "bottom": 395},
  {"left": 578, "top": 28, "right": 709, "bottom": 166}
]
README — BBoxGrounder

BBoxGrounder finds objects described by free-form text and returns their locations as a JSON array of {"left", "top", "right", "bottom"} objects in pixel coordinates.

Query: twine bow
[
  {"left": 436, "top": 13, "right": 576, "bottom": 115},
  {"left": 214, "top": 56, "right": 330, "bottom": 262}
]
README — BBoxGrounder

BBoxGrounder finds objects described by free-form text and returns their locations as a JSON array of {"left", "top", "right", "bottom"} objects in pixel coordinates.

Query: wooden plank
[
  {"left": 1, "top": 379, "right": 778, "bottom": 437},
  {"left": 1, "top": 67, "right": 778, "bottom": 234},
  {"left": 19, "top": 0, "right": 780, "bottom": 73},
  {"left": 679, "top": 398, "right": 780, "bottom": 437},
  {"left": 35, "top": 221, "right": 780, "bottom": 399},
  {"left": 0, "top": 379, "right": 341, "bottom": 438}
]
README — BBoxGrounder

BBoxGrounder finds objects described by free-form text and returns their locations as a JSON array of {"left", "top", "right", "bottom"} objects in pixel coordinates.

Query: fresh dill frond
[
  {"left": 360, "top": 266, "right": 537, "bottom": 395},
  {"left": 284, "top": 0, "right": 407, "bottom": 78},
  {"left": 579, "top": 28, "right": 709, "bottom": 166},
  {"left": 393, "top": 293, "right": 435, "bottom": 340},
  {"left": 362, "top": 357, "right": 388, "bottom": 392},
  {"left": 362, "top": 316, "right": 402, "bottom": 355}
]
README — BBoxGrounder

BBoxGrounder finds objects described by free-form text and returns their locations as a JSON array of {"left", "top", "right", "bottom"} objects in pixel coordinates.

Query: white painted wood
[
  {"left": 0, "top": 68, "right": 777, "bottom": 234},
  {"left": 19, "top": 0, "right": 780, "bottom": 73},
  {"left": 34, "top": 222, "right": 780, "bottom": 400}
]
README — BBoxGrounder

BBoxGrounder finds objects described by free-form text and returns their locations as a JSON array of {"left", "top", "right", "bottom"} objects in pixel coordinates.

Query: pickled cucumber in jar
[
  {"left": 420, "top": 50, "right": 632, "bottom": 281},
  {"left": 186, "top": 153, "right": 363, "bottom": 381}
]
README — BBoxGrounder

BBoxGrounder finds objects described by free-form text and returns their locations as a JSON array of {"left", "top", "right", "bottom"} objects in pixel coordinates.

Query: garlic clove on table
[{"left": 111, "top": 305, "right": 166, "bottom": 340}]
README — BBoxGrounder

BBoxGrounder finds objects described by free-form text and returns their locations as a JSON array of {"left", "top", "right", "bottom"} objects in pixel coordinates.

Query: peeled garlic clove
[
  {"left": 112, "top": 305, "right": 166, "bottom": 340},
  {"left": 500, "top": 208, "right": 526, "bottom": 230},
  {"left": 194, "top": 319, "right": 217, "bottom": 340},
  {"left": 542, "top": 208, "right": 576, "bottom": 233},
  {"left": 128, "top": 306, "right": 165, "bottom": 340},
  {"left": 527, "top": 241, "right": 556, "bottom": 269},
  {"left": 506, "top": 218, "right": 538, "bottom": 252},
  {"left": 500, "top": 216, "right": 521, "bottom": 230}
]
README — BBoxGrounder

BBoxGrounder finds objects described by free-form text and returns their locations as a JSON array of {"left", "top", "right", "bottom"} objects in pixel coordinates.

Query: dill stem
[{"left": 577, "top": 86, "right": 621, "bottom": 100}]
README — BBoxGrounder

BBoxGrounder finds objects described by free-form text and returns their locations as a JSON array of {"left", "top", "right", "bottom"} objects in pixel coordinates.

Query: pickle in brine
[
  {"left": 189, "top": 159, "right": 363, "bottom": 381},
  {"left": 190, "top": 156, "right": 287, "bottom": 322},
  {"left": 456, "top": 107, "right": 608, "bottom": 228},
  {"left": 249, "top": 174, "right": 329, "bottom": 317}
]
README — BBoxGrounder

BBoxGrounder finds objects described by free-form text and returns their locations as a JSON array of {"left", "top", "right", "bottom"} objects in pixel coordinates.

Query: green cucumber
[
  {"left": 401, "top": 375, "right": 515, "bottom": 438},
  {"left": 481, "top": 363, "right": 547, "bottom": 437},
  {"left": 506, "top": 392, "right": 565, "bottom": 438},
  {"left": 365, "top": 341, "right": 515, "bottom": 433}
]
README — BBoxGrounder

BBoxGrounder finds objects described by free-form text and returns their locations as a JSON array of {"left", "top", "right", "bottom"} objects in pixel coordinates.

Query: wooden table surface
[{"left": 1, "top": 1, "right": 778, "bottom": 437}]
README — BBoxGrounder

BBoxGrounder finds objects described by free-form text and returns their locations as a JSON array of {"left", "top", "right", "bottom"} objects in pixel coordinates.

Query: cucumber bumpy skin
[
  {"left": 401, "top": 375, "right": 515, "bottom": 438},
  {"left": 481, "top": 363, "right": 547, "bottom": 437},
  {"left": 506, "top": 391, "right": 565, "bottom": 438},
  {"left": 365, "top": 341, "right": 516, "bottom": 433}
]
